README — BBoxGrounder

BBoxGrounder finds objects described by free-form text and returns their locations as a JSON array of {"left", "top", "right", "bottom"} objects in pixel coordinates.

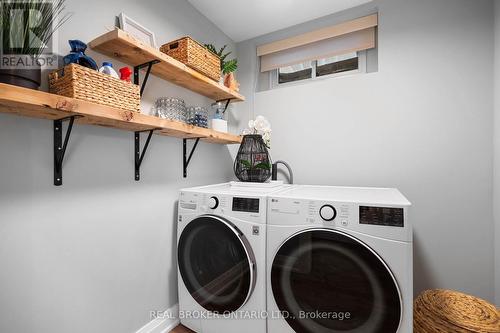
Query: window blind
[{"left": 258, "top": 14, "right": 378, "bottom": 73}]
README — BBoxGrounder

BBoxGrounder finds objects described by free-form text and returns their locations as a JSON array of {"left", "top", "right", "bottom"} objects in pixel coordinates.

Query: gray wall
[
  {"left": 1, "top": 2, "right": 498, "bottom": 332},
  {"left": 494, "top": 0, "right": 500, "bottom": 306},
  {"left": 0, "top": 1, "right": 239, "bottom": 332},
  {"left": 236, "top": 0, "right": 496, "bottom": 303}
]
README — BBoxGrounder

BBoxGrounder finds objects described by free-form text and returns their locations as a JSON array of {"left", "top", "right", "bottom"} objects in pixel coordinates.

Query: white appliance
[
  {"left": 267, "top": 185, "right": 412, "bottom": 333},
  {"left": 177, "top": 182, "right": 287, "bottom": 333}
]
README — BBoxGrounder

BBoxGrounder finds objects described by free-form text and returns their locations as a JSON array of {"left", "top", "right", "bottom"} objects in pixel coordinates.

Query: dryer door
[
  {"left": 178, "top": 215, "right": 256, "bottom": 313},
  {"left": 271, "top": 229, "right": 402, "bottom": 333}
]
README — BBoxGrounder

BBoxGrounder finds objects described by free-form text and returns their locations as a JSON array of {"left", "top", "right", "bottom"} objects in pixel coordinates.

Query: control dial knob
[
  {"left": 319, "top": 204, "right": 337, "bottom": 221},
  {"left": 208, "top": 196, "right": 219, "bottom": 209}
]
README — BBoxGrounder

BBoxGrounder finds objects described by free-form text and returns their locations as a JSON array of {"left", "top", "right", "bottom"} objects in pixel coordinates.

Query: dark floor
[{"left": 171, "top": 325, "right": 195, "bottom": 333}]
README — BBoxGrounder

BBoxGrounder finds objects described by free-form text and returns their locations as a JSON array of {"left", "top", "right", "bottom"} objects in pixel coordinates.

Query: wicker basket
[
  {"left": 160, "top": 37, "right": 221, "bottom": 81},
  {"left": 414, "top": 289, "right": 500, "bottom": 333},
  {"left": 49, "top": 64, "right": 140, "bottom": 112}
]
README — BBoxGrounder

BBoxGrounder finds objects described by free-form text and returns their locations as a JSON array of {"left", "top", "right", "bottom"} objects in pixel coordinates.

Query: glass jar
[
  {"left": 186, "top": 106, "right": 208, "bottom": 128},
  {"left": 152, "top": 97, "right": 186, "bottom": 122},
  {"left": 211, "top": 101, "right": 226, "bottom": 120}
]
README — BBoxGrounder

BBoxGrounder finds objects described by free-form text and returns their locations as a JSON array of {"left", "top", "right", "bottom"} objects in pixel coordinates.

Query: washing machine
[
  {"left": 267, "top": 185, "right": 412, "bottom": 333},
  {"left": 177, "top": 182, "right": 287, "bottom": 333}
]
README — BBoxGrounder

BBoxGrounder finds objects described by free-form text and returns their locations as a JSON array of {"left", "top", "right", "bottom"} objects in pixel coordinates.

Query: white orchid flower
[
  {"left": 262, "top": 132, "right": 271, "bottom": 149},
  {"left": 262, "top": 124, "right": 271, "bottom": 133},
  {"left": 254, "top": 115, "right": 269, "bottom": 132},
  {"left": 243, "top": 115, "right": 272, "bottom": 147}
]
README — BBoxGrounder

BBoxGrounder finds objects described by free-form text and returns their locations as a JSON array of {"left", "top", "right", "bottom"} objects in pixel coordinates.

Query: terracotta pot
[{"left": 224, "top": 72, "right": 239, "bottom": 91}]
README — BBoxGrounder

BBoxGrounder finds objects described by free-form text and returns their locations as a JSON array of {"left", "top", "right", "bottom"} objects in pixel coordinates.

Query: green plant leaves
[
  {"left": 254, "top": 162, "right": 271, "bottom": 170},
  {"left": 204, "top": 43, "right": 238, "bottom": 74},
  {"left": 219, "top": 45, "right": 228, "bottom": 60},
  {"left": 240, "top": 160, "right": 252, "bottom": 168},
  {"left": 223, "top": 58, "right": 238, "bottom": 74},
  {"left": 239, "top": 160, "right": 271, "bottom": 170},
  {"left": 220, "top": 51, "right": 230, "bottom": 63},
  {"left": 204, "top": 44, "right": 218, "bottom": 55}
]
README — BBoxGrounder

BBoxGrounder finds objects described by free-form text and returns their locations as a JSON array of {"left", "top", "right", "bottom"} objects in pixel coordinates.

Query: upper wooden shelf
[
  {"left": 88, "top": 29, "right": 245, "bottom": 102},
  {"left": 0, "top": 83, "right": 242, "bottom": 144}
]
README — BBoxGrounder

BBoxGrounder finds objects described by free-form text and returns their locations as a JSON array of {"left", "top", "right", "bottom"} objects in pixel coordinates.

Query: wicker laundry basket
[
  {"left": 49, "top": 63, "right": 140, "bottom": 112},
  {"left": 414, "top": 289, "right": 500, "bottom": 333},
  {"left": 160, "top": 37, "right": 221, "bottom": 81}
]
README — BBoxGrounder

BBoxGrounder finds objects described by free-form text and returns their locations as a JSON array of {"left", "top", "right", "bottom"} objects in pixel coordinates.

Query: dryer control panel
[
  {"left": 268, "top": 197, "right": 411, "bottom": 242},
  {"left": 269, "top": 198, "right": 355, "bottom": 227}
]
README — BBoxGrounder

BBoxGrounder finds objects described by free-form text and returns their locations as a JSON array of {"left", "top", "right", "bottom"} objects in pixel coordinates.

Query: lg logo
[{"left": 252, "top": 226, "right": 260, "bottom": 235}]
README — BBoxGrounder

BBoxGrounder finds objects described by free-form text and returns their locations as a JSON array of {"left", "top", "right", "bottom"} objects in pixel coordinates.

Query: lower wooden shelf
[{"left": 0, "top": 83, "right": 242, "bottom": 144}]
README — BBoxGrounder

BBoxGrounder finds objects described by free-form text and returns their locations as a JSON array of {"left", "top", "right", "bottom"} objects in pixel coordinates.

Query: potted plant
[
  {"left": 0, "top": 0, "right": 71, "bottom": 89},
  {"left": 204, "top": 44, "right": 238, "bottom": 90},
  {"left": 234, "top": 116, "right": 272, "bottom": 182}
]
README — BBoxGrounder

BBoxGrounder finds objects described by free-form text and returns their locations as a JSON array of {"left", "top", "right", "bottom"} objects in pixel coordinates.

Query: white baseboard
[{"left": 135, "top": 304, "right": 180, "bottom": 333}]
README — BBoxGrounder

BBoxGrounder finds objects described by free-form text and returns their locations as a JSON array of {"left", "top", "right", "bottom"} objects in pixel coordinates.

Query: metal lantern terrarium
[{"left": 234, "top": 116, "right": 272, "bottom": 183}]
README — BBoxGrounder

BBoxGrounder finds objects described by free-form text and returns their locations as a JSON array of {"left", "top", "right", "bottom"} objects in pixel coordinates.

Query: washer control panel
[
  {"left": 179, "top": 191, "right": 266, "bottom": 224},
  {"left": 232, "top": 197, "right": 260, "bottom": 213}
]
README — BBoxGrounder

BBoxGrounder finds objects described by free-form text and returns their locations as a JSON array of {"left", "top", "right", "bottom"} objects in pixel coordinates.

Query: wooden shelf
[
  {"left": 88, "top": 29, "right": 245, "bottom": 102},
  {"left": 0, "top": 83, "right": 242, "bottom": 144}
]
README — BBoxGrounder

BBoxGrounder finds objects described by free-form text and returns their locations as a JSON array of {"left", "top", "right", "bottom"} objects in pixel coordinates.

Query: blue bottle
[{"left": 63, "top": 40, "right": 98, "bottom": 70}]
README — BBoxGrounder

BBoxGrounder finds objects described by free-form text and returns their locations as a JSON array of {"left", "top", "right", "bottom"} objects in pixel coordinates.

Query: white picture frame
[{"left": 118, "top": 13, "right": 157, "bottom": 48}]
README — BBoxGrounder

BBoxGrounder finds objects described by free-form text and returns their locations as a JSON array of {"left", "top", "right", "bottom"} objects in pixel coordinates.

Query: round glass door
[
  {"left": 271, "top": 229, "right": 401, "bottom": 333},
  {"left": 178, "top": 215, "right": 256, "bottom": 313}
]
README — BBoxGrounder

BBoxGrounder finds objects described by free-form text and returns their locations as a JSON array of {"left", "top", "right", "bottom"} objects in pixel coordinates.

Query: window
[
  {"left": 278, "top": 62, "right": 313, "bottom": 84},
  {"left": 257, "top": 14, "right": 378, "bottom": 90},
  {"left": 316, "top": 53, "right": 359, "bottom": 77},
  {"left": 272, "top": 51, "right": 365, "bottom": 87}
]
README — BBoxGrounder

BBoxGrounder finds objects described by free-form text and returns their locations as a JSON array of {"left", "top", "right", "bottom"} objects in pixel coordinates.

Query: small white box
[{"left": 211, "top": 118, "right": 228, "bottom": 133}]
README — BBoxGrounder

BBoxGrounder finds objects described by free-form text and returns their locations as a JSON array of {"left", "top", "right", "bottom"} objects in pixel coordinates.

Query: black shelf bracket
[
  {"left": 54, "top": 115, "right": 81, "bottom": 186},
  {"left": 134, "top": 60, "right": 161, "bottom": 96},
  {"left": 222, "top": 99, "right": 231, "bottom": 112},
  {"left": 183, "top": 138, "right": 201, "bottom": 178},
  {"left": 135, "top": 128, "right": 160, "bottom": 181}
]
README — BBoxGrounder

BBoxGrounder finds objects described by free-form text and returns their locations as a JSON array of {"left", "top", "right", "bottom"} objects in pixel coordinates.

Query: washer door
[
  {"left": 271, "top": 229, "right": 401, "bottom": 333},
  {"left": 178, "top": 215, "right": 256, "bottom": 313}
]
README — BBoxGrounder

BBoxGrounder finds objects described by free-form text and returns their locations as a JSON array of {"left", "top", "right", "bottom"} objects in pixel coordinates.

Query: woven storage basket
[
  {"left": 414, "top": 289, "right": 500, "bottom": 333},
  {"left": 49, "top": 64, "right": 140, "bottom": 112},
  {"left": 160, "top": 37, "right": 221, "bottom": 81}
]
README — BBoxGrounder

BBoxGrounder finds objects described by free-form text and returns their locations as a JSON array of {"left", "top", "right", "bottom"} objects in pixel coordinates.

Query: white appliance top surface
[
  {"left": 181, "top": 182, "right": 288, "bottom": 196},
  {"left": 273, "top": 185, "right": 411, "bottom": 206}
]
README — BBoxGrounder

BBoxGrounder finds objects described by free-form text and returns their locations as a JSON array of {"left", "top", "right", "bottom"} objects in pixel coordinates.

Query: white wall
[
  {"left": 0, "top": 1, "right": 239, "bottom": 332},
  {"left": 494, "top": 0, "right": 500, "bottom": 306},
  {"left": 236, "top": 0, "right": 496, "bottom": 303}
]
